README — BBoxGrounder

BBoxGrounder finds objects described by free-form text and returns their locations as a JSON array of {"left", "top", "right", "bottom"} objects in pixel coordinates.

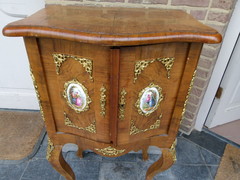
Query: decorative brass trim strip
[
  {"left": 130, "top": 114, "right": 162, "bottom": 135},
  {"left": 52, "top": 53, "right": 93, "bottom": 81},
  {"left": 135, "top": 83, "right": 164, "bottom": 117},
  {"left": 100, "top": 85, "right": 107, "bottom": 117},
  {"left": 46, "top": 137, "right": 54, "bottom": 160},
  {"left": 95, "top": 146, "right": 125, "bottom": 156},
  {"left": 64, "top": 112, "right": 96, "bottom": 133},
  {"left": 169, "top": 139, "right": 177, "bottom": 162},
  {"left": 30, "top": 68, "right": 45, "bottom": 122},
  {"left": 118, "top": 89, "right": 127, "bottom": 120},
  {"left": 63, "top": 79, "right": 92, "bottom": 113},
  {"left": 134, "top": 57, "right": 175, "bottom": 83},
  {"left": 180, "top": 70, "right": 196, "bottom": 123}
]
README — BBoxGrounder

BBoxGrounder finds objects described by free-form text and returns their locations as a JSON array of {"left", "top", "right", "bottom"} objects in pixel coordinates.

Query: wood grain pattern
[
  {"left": 146, "top": 148, "right": 174, "bottom": 180},
  {"left": 49, "top": 145, "right": 75, "bottom": 180},
  {"left": 37, "top": 38, "right": 111, "bottom": 143},
  {"left": 3, "top": 5, "right": 221, "bottom": 46},
  {"left": 23, "top": 37, "right": 57, "bottom": 137},
  {"left": 109, "top": 48, "right": 120, "bottom": 145},
  {"left": 3, "top": 5, "right": 222, "bottom": 180},
  {"left": 117, "top": 43, "right": 190, "bottom": 145},
  {"left": 167, "top": 43, "right": 203, "bottom": 138}
]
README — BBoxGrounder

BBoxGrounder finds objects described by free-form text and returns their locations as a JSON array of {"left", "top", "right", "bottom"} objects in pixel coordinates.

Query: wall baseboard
[{"left": 0, "top": 90, "right": 39, "bottom": 110}]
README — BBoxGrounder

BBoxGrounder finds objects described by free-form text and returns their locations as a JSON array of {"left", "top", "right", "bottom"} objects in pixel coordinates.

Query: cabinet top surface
[{"left": 3, "top": 5, "right": 222, "bottom": 46}]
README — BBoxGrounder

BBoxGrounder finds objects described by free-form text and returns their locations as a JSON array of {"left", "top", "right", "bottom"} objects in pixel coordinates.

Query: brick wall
[{"left": 46, "top": 0, "right": 237, "bottom": 134}]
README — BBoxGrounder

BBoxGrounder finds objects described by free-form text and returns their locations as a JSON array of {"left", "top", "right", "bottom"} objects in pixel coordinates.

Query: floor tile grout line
[
  {"left": 180, "top": 136, "right": 220, "bottom": 180},
  {"left": 97, "top": 160, "right": 101, "bottom": 180},
  {"left": 65, "top": 157, "right": 217, "bottom": 166},
  {"left": 19, "top": 160, "right": 30, "bottom": 180},
  {"left": 180, "top": 136, "right": 222, "bottom": 158},
  {"left": 206, "top": 166, "right": 216, "bottom": 180},
  {"left": 32, "top": 157, "right": 47, "bottom": 160},
  {"left": 199, "top": 146, "right": 215, "bottom": 180},
  {"left": 59, "top": 174, "right": 63, "bottom": 180},
  {"left": 67, "top": 159, "right": 139, "bottom": 164}
]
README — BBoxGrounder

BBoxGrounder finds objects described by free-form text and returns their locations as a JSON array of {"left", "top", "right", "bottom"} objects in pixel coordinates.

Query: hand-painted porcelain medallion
[
  {"left": 136, "top": 83, "right": 163, "bottom": 116},
  {"left": 63, "top": 79, "right": 91, "bottom": 113}
]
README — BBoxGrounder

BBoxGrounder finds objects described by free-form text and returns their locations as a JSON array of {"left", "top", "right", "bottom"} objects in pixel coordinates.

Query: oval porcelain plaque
[
  {"left": 136, "top": 83, "right": 163, "bottom": 116},
  {"left": 140, "top": 87, "right": 159, "bottom": 113},
  {"left": 63, "top": 79, "right": 91, "bottom": 113}
]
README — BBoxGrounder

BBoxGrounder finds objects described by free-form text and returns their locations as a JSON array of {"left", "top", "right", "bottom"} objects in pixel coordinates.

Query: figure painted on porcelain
[
  {"left": 70, "top": 86, "right": 83, "bottom": 107},
  {"left": 66, "top": 82, "right": 87, "bottom": 111},
  {"left": 64, "top": 79, "right": 91, "bottom": 113},
  {"left": 147, "top": 91, "right": 156, "bottom": 107},
  {"left": 140, "top": 88, "right": 159, "bottom": 113}
]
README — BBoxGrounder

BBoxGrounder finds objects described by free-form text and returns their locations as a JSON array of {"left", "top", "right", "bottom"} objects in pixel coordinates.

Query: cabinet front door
[
  {"left": 38, "top": 38, "right": 111, "bottom": 143},
  {"left": 117, "top": 43, "right": 190, "bottom": 145}
]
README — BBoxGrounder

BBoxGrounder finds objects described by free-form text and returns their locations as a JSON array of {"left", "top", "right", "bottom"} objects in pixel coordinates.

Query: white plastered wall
[{"left": 0, "top": 0, "right": 45, "bottom": 109}]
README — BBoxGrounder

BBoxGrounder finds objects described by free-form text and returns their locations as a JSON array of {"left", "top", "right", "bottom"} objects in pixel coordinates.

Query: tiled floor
[{"left": 0, "top": 130, "right": 226, "bottom": 180}]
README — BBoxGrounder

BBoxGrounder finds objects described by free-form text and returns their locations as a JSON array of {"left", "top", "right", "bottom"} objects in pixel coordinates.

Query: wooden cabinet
[{"left": 3, "top": 5, "right": 221, "bottom": 180}]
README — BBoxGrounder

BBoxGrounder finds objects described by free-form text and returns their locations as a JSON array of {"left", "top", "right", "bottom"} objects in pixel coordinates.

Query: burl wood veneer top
[{"left": 3, "top": 5, "right": 222, "bottom": 46}]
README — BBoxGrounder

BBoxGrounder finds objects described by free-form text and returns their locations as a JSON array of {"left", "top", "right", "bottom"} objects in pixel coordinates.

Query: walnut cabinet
[{"left": 3, "top": 5, "right": 222, "bottom": 180}]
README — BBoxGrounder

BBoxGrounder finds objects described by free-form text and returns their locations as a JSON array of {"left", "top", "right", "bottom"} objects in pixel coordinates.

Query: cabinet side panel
[
  {"left": 38, "top": 38, "right": 111, "bottom": 143},
  {"left": 23, "top": 37, "right": 57, "bottom": 137},
  {"left": 168, "top": 43, "right": 203, "bottom": 137}
]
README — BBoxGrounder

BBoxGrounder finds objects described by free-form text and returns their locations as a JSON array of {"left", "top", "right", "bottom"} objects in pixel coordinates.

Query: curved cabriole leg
[
  {"left": 142, "top": 147, "right": 149, "bottom": 161},
  {"left": 47, "top": 143, "right": 75, "bottom": 180},
  {"left": 145, "top": 148, "right": 175, "bottom": 180},
  {"left": 77, "top": 148, "right": 83, "bottom": 158}
]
